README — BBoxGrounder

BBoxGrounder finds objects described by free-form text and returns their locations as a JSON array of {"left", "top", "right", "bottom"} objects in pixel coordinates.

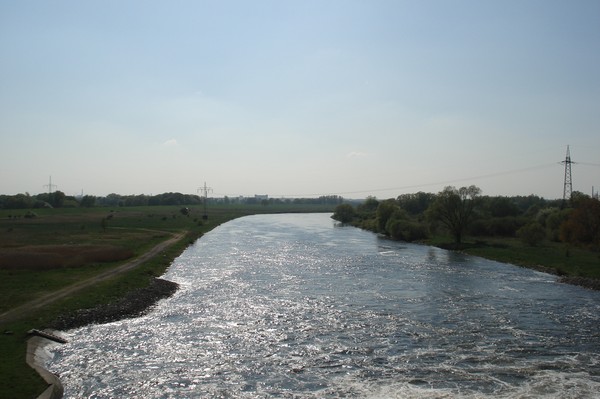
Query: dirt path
[{"left": 0, "top": 231, "right": 186, "bottom": 326}]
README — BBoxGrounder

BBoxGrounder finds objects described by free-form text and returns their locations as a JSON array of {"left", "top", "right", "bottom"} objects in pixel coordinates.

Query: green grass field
[{"left": 427, "top": 235, "right": 600, "bottom": 279}]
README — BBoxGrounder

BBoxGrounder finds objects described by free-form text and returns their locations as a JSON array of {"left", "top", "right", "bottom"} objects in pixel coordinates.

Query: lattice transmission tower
[
  {"left": 197, "top": 182, "right": 213, "bottom": 220},
  {"left": 561, "top": 145, "right": 575, "bottom": 205},
  {"left": 44, "top": 176, "right": 57, "bottom": 195}
]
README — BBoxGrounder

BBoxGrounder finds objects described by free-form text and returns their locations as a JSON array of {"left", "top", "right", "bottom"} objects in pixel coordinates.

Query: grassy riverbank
[
  {"left": 0, "top": 204, "right": 334, "bottom": 399},
  {"left": 426, "top": 235, "right": 600, "bottom": 282}
]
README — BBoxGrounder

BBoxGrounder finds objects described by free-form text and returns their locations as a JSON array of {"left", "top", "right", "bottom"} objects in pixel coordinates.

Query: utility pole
[
  {"left": 197, "top": 182, "right": 213, "bottom": 220},
  {"left": 561, "top": 145, "right": 575, "bottom": 207},
  {"left": 43, "top": 176, "right": 57, "bottom": 196}
]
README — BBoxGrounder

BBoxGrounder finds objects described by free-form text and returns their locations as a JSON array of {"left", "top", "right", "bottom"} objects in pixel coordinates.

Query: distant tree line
[
  {"left": 95, "top": 192, "right": 204, "bottom": 207},
  {"left": 0, "top": 192, "right": 344, "bottom": 210},
  {"left": 0, "top": 192, "right": 71, "bottom": 209},
  {"left": 0, "top": 192, "right": 206, "bottom": 209},
  {"left": 332, "top": 186, "right": 600, "bottom": 250},
  {"left": 238, "top": 195, "right": 344, "bottom": 205}
]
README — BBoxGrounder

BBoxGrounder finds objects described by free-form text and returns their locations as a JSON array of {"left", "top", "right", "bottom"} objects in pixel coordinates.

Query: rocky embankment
[
  {"left": 558, "top": 276, "right": 600, "bottom": 291},
  {"left": 522, "top": 265, "right": 600, "bottom": 291},
  {"left": 50, "top": 278, "right": 179, "bottom": 330}
]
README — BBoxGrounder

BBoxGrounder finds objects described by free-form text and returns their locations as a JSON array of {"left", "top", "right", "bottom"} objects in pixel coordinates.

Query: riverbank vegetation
[
  {"left": 0, "top": 200, "right": 336, "bottom": 399},
  {"left": 333, "top": 187, "right": 600, "bottom": 282}
]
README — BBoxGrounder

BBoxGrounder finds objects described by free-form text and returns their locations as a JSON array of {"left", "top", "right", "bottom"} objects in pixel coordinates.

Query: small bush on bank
[
  {"left": 386, "top": 219, "right": 429, "bottom": 242},
  {"left": 517, "top": 222, "right": 546, "bottom": 246}
]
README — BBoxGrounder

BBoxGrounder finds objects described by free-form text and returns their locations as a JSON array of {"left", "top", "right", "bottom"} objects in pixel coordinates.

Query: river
[{"left": 47, "top": 213, "right": 600, "bottom": 398}]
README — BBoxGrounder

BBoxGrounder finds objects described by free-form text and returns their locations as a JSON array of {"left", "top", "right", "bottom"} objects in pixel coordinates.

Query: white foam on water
[{"left": 331, "top": 368, "right": 600, "bottom": 399}]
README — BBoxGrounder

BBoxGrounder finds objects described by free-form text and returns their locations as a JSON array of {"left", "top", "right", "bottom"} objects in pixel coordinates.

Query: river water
[{"left": 48, "top": 213, "right": 600, "bottom": 398}]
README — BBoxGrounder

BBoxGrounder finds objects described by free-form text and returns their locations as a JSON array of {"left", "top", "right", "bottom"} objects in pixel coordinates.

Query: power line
[
  {"left": 272, "top": 162, "right": 559, "bottom": 198},
  {"left": 213, "top": 162, "right": 559, "bottom": 198}
]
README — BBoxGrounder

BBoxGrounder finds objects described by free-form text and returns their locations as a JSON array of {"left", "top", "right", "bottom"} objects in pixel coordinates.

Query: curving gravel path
[{"left": 0, "top": 231, "right": 185, "bottom": 326}]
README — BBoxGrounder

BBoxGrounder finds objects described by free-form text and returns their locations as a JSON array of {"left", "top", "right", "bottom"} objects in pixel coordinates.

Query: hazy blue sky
[{"left": 1, "top": 0, "right": 599, "bottom": 199}]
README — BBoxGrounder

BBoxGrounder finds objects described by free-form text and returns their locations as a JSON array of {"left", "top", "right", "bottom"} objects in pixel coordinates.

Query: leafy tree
[
  {"left": 62, "top": 196, "right": 80, "bottom": 208},
  {"left": 355, "top": 196, "right": 380, "bottom": 226},
  {"left": 382, "top": 206, "right": 428, "bottom": 242},
  {"left": 124, "top": 194, "right": 149, "bottom": 207},
  {"left": 512, "top": 195, "right": 550, "bottom": 215},
  {"left": 357, "top": 196, "right": 379, "bottom": 213},
  {"left": 543, "top": 208, "right": 571, "bottom": 241},
  {"left": 485, "top": 196, "right": 520, "bottom": 217},
  {"left": 332, "top": 204, "right": 355, "bottom": 223},
  {"left": 81, "top": 195, "right": 96, "bottom": 208},
  {"left": 570, "top": 191, "right": 589, "bottom": 207},
  {"left": 50, "top": 191, "right": 66, "bottom": 207},
  {"left": 376, "top": 200, "right": 399, "bottom": 232},
  {"left": 396, "top": 192, "right": 436, "bottom": 215},
  {"left": 560, "top": 197, "right": 600, "bottom": 249},
  {"left": 426, "top": 185, "right": 481, "bottom": 246},
  {"left": 318, "top": 195, "right": 344, "bottom": 205},
  {"left": 100, "top": 193, "right": 123, "bottom": 207},
  {"left": 2, "top": 193, "right": 33, "bottom": 209}
]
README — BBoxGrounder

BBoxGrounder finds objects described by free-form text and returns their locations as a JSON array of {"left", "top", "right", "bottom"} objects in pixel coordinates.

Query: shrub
[
  {"left": 332, "top": 204, "right": 356, "bottom": 223},
  {"left": 559, "top": 198, "right": 600, "bottom": 249},
  {"left": 545, "top": 208, "right": 571, "bottom": 242},
  {"left": 386, "top": 219, "right": 429, "bottom": 242},
  {"left": 24, "top": 211, "right": 37, "bottom": 219},
  {"left": 517, "top": 222, "right": 546, "bottom": 246}
]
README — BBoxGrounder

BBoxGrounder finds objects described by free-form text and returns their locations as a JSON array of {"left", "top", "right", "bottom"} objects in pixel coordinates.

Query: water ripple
[{"left": 49, "top": 213, "right": 600, "bottom": 398}]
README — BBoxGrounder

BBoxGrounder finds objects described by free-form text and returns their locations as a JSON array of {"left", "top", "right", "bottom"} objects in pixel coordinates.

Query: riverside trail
[{"left": 0, "top": 231, "right": 185, "bottom": 326}]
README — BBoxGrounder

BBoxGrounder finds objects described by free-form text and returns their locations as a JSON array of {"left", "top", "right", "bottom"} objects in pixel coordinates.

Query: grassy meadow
[{"left": 426, "top": 235, "right": 600, "bottom": 279}]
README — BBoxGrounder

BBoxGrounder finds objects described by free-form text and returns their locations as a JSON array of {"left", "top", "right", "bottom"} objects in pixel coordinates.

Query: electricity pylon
[
  {"left": 197, "top": 182, "right": 213, "bottom": 220},
  {"left": 43, "top": 176, "right": 57, "bottom": 195},
  {"left": 561, "top": 145, "right": 575, "bottom": 206}
]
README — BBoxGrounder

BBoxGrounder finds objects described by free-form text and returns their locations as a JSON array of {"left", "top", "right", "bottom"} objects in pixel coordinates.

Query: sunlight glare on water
[{"left": 49, "top": 213, "right": 600, "bottom": 398}]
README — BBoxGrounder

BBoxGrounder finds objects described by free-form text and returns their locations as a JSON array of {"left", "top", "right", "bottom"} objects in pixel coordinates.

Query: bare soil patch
[{"left": 0, "top": 245, "right": 134, "bottom": 270}]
